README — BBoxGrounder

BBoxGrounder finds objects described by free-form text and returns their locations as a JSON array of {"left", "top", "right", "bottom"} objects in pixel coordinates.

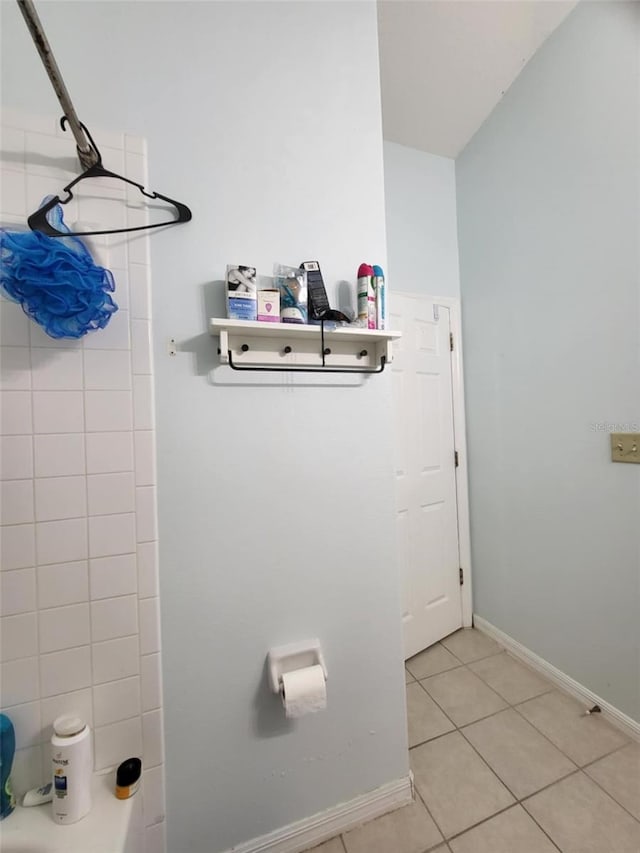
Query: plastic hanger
[{"left": 28, "top": 118, "right": 192, "bottom": 237}]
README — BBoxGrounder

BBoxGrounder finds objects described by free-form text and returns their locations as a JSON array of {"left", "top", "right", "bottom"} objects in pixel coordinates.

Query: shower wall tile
[
  {"left": 32, "top": 390, "right": 84, "bottom": 433},
  {"left": 1, "top": 523, "right": 36, "bottom": 570},
  {"left": 84, "top": 349, "right": 132, "bottom": 391},
  {"left": 93, "top": 676, "right": 141, "bottom": 728},
  {"left": 90, "top": 594, "right": 138, "bottom": 643},
  {"left": 94, "top": 715, "right": 143, "bottom": 771},
  {"left": 37, "top": 560, "right": 89, "bottom": 609},
  {"left": 1, "top": 390, "right": 32, "bottom": 434},
  {"left": 1, "top": 346, "right": 32, "bottom": 390},
  {"left": 34, "top": 433, "right": 86, "bottom": 477},
  {"left": 36, "top": 517, "right": 88, "bottom": 565},
  {"left": 85, "top": 390, "right": 133, "bottom": 432},
  {"left": 0, "top": 612, "right": 38, "bottom": 661},
  {"left": 87, "top": 472, "right": 136, "bottom": 517},
  {"left": 39, "top": 646, "right": 92, "bottom": 697},
  {"left": 34, "top": 475, "right": 87, "bottom": 521},
  {"left": 90, "top": 553, "right": 137, "bottom": 600},
  {"left": 1, "top": 479, "right": 34, "bottom": 525},
  {"left": 1, "top": 435, "right": 34, "bottom": 479},
  {"left": 30, "top": 348, "right": 83, "bottom": 390},
  {"left": 1, "top": 116, "right": 164, "bottom": 842},
  {"left": 86, "top": 431, "right": 134, "bottom": 474},
  {"left": 88, "top": 512, "right": 136, "bottom": 558},
  {"left": 38, "top": 603, "right": 91, "bottom": 653},
  {"left": 0, "top": 568, "right": 37, "bottom": 616}
]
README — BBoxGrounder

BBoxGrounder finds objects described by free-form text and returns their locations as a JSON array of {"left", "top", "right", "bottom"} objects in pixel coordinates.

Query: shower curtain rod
[{"left": 17, "top": 0, "right": 98, "bottom": 169}]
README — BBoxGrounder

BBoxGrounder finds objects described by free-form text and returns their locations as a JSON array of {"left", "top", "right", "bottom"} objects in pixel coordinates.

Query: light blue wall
[
  {"left": 383, "top": 141, "right": 460, "bottom": 298},
  {"left": 1, "top": 2, "right": 408, "bottom": 850},
  {"left": 457, "top": 2, "right": 640, "bottom": 721}
]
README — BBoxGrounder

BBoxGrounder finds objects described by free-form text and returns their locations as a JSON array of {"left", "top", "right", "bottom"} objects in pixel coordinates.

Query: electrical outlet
[{"left": 610, "top": 433, "right": 640, "bottom": 464}]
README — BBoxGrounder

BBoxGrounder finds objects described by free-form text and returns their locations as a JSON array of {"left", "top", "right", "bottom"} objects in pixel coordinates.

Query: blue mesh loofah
[{"left": 0, "top": 199, "right": 117, "bottom": 339}]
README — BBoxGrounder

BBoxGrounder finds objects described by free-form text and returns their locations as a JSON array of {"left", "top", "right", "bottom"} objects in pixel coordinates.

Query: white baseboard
[
  {"left": 222, "top": 774, "right": 413, "bottom": 853},
  {"left": 474, "top": 614, "right": 640, "bottom": 742}
]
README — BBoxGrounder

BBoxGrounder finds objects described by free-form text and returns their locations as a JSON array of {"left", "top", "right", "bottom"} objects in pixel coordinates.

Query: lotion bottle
[{"left": 51, "top": 715, "right": 92, "bottom": 824}]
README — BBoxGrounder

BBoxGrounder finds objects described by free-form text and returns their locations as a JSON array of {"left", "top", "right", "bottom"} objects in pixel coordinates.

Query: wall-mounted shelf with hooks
[{"left": 209, "top": 318, "right": 401, "bottom": 374}]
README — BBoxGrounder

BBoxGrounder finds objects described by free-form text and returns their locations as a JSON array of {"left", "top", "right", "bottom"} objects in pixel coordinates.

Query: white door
[{"left": 391, "top": 294, "right": 462, "bottom": 659}]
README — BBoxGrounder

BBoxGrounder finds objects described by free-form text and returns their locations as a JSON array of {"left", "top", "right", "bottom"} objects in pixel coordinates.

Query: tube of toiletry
[
  {"left": 23, "top": 782, "right": 53, "bottom": 807},
  {"left": 51, "top": 715, "right": 92, "bottom": 824},
  {"left": 373, "top": 265, "right": 386, "bottom": 330},
  {"left": 357, "top": 263, "right": 373, "bottom": 327}
]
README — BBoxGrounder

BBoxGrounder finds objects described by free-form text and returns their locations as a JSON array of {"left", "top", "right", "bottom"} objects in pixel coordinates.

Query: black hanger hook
[{"left": 60, "top": 116, "right": 102, "bottom": 168}]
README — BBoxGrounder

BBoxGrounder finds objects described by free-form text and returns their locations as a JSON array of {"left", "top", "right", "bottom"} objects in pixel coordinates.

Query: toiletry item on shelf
[
  {"left": 51, "top": 715, "right": 92, "bottom": 824},
  {"left": 115, "top": 757, "right": 142, "bottom": 800},
  {"left": 367, "top": 274, "right": 377, "bottom": 329},
  {"left": 226, "top": 265, "right": 258, "bottom": 321},
  {"left": 373, "top": 265, "right": 386, "bottom": 330},
  {"left": 257, "top": 289, "right": 280, "bottom": 323},
  {"left": 357, "top": 263, "right": 373, "bottom": 327},
  {"left": 275, "top": 264, "right": 308, "bottom": 324},
  {"left": 23, "top": 782, "right": 53, "bottom": 807},
  {"left": 0, "top": 714, "right": 16, "bottom": 820},
  {"left": 300, "top": 261, "right": 330, "bottom": 322}
]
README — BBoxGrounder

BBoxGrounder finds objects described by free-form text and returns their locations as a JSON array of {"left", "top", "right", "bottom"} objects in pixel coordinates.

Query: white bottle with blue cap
[{"left": 51, "top": 715, "right": 92, "bottom": 824}]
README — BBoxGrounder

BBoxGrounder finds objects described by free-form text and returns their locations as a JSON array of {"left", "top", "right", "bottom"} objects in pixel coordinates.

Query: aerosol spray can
[
  {"left": 357, "top": 263, "right": 373, "bottom": 327},
  {"left": 373, "top": 265, "right": 386, "bottom": 330}
]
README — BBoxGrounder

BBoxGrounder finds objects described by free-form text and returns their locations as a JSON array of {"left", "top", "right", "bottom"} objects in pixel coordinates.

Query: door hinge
[
  {"left": 459, "top": 567, "right": 464, "bottom": 586},
  {"left": 449, "top": 332, "right": 454, "bottom": 351},
  {"left": 454, "top": 450, "right": 459, "bottom": 467}
]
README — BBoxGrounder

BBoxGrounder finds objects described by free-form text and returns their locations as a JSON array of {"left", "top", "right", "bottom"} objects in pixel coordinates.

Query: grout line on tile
[
  {"left": 454, "top": 724, "right": 519, "bottom": 804},
  {"left": 520, "top": 768, "right": 583, "bottom": 808},
  {"left": 412, "top": 776, "right": 447, "bottom": 845},
  {"left": 416, "top": 673, "right": 507, "bottom": 732},
  {"left": 440, "top": 801, "right": 516, "bottom": 844},
  {"left": 580, "top": 763, "right": 640, "bottom": 825},
  {"left": 510, "top": 693, "right": 630, "bottom": 768},
  {"left": 579, "top": 740, "right": 633, "bottom": 771}
]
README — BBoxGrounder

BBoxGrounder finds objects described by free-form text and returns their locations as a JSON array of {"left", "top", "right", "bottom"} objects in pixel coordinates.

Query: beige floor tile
[
  {"left": 517, "top": 690, "right": 628, "bottom": 766},
  {"left": 449, "top": 805, "right": 558, "bottom": 853},
  {"left": 422, "top": 666, "right": 507, "bottom": 727},
  {"left": 584, "top": 742, "right": 640, "bottom": 820},
  {"left": 411, "top": 731, "right": 514, "bottom": 838},
  {"left": 405, "top": 668, "right": 415, "bottom": 684},
  {"left": 305, "top": 837, "right": 344, "bottom": 853},
  {"left": 406, "top": 644, "right": 461, "bottom": 679},
  {"left": 462, "top": 708, "right": 577, "bottom": 799},
  {"left": 523, "top": 771, "right": 640, "bottom": 853},
  {"left": 342, "top": 797, "right": 443, "bottom": 853},
  {"left": 407, "top": 682, "right": 455, "bottom": 747},
  {"left": 469, "top": 653, "right": 553, "bottom": 704},
  {"left": 440, "top": 628, "right": 502, "bottom": 663}
]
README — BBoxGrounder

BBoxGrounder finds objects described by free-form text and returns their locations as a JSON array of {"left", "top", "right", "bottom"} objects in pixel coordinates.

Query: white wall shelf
[{"left": 209, "top": 318, "right": 401, "bottom": 373}]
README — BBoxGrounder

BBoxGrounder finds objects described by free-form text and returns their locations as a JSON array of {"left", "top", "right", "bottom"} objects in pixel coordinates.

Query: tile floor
[{"left": 307, "top": 628, "right": 640, "bottom": 853}]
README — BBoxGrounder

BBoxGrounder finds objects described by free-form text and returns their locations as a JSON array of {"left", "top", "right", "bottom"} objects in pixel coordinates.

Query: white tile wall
[{"left": 0, "top": 113, "right": 165, "bottom": 847}]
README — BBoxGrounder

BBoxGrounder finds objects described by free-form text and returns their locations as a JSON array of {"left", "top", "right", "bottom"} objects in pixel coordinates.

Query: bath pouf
[{"left": 0, "top": 199, "right": 117, "bottom": 339}]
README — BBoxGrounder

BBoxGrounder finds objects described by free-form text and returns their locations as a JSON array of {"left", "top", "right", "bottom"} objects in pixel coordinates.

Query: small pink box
[{"left": 258, "top": 290, "right": 280, "bottom": 323}]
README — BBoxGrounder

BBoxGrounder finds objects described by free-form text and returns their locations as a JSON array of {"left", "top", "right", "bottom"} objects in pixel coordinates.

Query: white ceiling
[{"left": 377, "top": 0, "right": 578, "bottom": 158}]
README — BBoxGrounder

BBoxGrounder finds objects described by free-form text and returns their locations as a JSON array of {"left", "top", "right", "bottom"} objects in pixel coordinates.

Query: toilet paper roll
[{"left": 281, "top": 665, "right": 327, "bottom": 719}]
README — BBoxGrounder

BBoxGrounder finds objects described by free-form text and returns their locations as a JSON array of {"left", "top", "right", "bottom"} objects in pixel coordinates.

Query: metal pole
[{"left": 17, "top": 0, "right": 98, "bottom": 168}]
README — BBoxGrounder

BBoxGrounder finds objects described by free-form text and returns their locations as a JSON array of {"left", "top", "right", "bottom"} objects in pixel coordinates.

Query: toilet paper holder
[{"left": 267, "top": 638, "right": 328, "bottom": 695}]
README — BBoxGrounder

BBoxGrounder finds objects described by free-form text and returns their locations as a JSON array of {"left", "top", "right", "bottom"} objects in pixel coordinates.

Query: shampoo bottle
[
  {"left": 51, "top": 715, "right": 92, "bottom": 824},
  {"left": 0, "top": 713, "right": 16, "bottom": 820}
]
